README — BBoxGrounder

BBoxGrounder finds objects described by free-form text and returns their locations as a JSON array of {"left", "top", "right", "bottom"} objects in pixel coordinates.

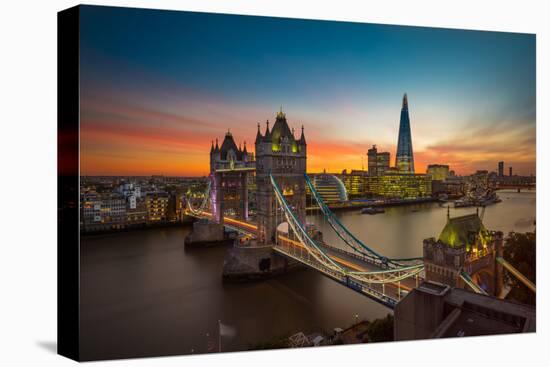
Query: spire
[
  {"left": 396, "top": 93, "right": 414, "bottom": 173},
  {"left": 210, "top": 140, "right": 214, "bottom": 153},
  {"left": 215, "top": 138, "right": 219, "bottom": 152},
  {"left": 255, "top": 122, "right": 263, "bottom": 144},
  {"left": 276, "top": 106, "right": 286, "bottom": 120},
  {"left": 264, "top": 120, "right": 272, "bottom": 141},
  {"left": 243, "top": 141, "right": 247, "bottom": 153},
  {"left": 299, "top": 124, "right": 307, "bottom": 145}
]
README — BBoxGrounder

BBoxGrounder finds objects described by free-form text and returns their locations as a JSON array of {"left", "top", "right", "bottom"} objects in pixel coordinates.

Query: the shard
[{"left": 395, "top": 93, "right": 415, "bottom": 173}]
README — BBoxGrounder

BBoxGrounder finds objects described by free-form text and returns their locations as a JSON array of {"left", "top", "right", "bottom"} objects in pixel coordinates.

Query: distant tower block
[
  {"left": 395, "top": 93, "right": 415, "bottom": 173},
  {"left": 367, "top": 145, "right": 390, "bottom": 176},
  {"left": 498, "top": 161, "right": 504, "bottom": 177},
  {"left": 509, "top": 166, "right": 513, "bottom": 177}
]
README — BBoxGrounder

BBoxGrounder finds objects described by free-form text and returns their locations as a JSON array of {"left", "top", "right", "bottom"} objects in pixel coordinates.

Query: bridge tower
[
  {"left": 423, "top": 209, "right": 504, "bottom": 297},
  {"left": 186, "top": 132, "right": 253, "bottom": 247},
  {"left": 255, "top": 108, "right": 307, "bottom": 245},
  {"left": 209, "top": 131, "right": 252, "bottom": 224}
]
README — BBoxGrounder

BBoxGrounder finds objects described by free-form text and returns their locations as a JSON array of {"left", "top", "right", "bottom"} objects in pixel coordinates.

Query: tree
[
  {"left": 503, "top": 231, "right": 536, "bottom": 306},
  {"left": 366, "top": 314, "right": 394, "bottom": 342}
]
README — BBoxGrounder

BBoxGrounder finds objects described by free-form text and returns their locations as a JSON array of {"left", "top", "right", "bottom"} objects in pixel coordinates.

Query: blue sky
[{"left": 79, "top": 5, "right": 536, "bottom": 176}]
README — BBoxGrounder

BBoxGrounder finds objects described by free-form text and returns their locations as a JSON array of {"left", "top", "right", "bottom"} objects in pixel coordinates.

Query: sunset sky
[{"left": 79, "top": 6, "right": 536, "bottom": 177}]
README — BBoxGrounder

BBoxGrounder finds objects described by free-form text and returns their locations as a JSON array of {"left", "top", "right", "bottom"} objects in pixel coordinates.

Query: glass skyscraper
[{"left": 395, "top": 93, "right": 415, "bottom": 173}]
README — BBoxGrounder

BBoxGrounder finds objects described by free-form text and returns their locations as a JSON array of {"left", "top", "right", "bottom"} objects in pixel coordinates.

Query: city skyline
[{"left": 79, "top": 6, "right": 536, "bottom": 177}]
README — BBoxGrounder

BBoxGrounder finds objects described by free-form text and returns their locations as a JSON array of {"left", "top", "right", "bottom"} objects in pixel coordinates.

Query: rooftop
[
  {"left": 403, "top": 281, "right": 536, "bottom": 339},
  {"left": 418, "top": 281, "right": 450, "bottom": 296},
  {"left": 255, "top": 109, "right": 306, "bottom": 147},
  {"left": 438, "top": 213, "right": 487, "bottom": 248}
]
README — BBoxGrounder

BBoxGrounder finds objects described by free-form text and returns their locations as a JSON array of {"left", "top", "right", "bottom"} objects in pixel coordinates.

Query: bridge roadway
[
  {"left": 275, "top": 235, "right": 419, "bottom": 299},
  {"left": 188, "top": 211, "right": 258, "bottom": 236},
  {"left": 320, "top": 244, "right": 420, "bottom": 292},
  {"left": 221, "top": 218, "right": 535, "bottom": 303},
  {"left": 190, "top": 213, "right": 419, "bottom": 303}
]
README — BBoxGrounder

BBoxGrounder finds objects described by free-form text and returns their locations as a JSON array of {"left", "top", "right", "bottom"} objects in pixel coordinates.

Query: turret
[
  {"left": 255, "top": 123, "right": 263, "bottom": 144},
  {"left": 299, "top": 125, "right": 307, "bottom": 146},
  {"left": 214, "top": 138, "right": 220, "bottom": 159},
  {"left": 264, "top": 120, "right": 272, "bottom": 142},
  {"left": 242, "top": 141, "right": 248, "bottom": 162}
]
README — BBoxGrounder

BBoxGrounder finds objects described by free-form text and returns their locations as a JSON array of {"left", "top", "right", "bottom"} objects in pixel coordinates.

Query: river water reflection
[{"left": 80, "top": 190, "right": 535, "bottom": 360}]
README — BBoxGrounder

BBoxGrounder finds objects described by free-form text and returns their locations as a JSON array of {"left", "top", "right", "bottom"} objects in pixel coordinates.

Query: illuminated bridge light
[{"left": 224, "top": 217, "right": 258, "bottom": 230}]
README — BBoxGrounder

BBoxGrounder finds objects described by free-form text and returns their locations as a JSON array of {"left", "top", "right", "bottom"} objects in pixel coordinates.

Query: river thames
[{"left": 80, "top": 190, "right": 535, "bottom": 360}]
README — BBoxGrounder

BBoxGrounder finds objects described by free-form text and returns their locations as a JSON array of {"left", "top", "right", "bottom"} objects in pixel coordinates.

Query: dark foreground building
[{"left": 394, "top": 281, "right": 535, "bottom": 340}]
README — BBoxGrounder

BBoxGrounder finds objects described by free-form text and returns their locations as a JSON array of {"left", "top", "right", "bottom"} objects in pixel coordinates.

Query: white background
[{"left": 0, "top": 0, "right": 547, "bottom": 366}]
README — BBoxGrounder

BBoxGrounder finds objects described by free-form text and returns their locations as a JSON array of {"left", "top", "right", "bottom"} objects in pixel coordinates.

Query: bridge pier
[
  {"left": 222, "top": 244, "right": 302, "bottom": 282},
  {"left": 184, "top": 220, "right": 229, "bottom": 248}
]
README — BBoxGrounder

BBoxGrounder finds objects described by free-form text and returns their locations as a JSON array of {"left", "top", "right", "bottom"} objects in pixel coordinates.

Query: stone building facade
[
  {"left": 254, "top": 108, "right": 307, "bottom": 245},
  {"left": 423, "top": 209, "right": 504, "bottom": 296}
]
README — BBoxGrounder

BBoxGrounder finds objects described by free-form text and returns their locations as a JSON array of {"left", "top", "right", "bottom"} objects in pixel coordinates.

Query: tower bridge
[{"left": 184, "top": 107, "right": 534, "bottom": 309}]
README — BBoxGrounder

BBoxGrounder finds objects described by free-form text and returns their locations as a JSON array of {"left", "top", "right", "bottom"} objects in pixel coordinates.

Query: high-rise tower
[{"left": 395, "top": 93, "right": 415, "bottom": 173}]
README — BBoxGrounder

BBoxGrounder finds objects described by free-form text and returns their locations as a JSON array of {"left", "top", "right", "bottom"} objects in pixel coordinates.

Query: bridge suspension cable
[
  {"left": 304, "top": 174, "right": 422, "bottom": 268},
  {"left": 348, "top": 264, "right": 424, "bottom": 284},
  {"left": 270, "top": 173, "right": 423, "bottom": 288},
  {"left": 270, "top": 173, "right": 345, "bottom": 273},
  {"left": 496, "top": 256, "right": 536, "bottom": 293},
  {"left": 459, "top": 270, "right": 489, "bottom": 295}
]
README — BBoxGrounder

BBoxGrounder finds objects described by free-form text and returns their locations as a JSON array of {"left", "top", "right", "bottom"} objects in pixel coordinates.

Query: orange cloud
[{"left": 79, "top": 93, "right": 535, "bottom": 177}]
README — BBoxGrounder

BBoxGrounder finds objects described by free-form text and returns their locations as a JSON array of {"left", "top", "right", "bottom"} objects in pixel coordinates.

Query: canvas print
[{"left": 58, "top": 5, "right": 536, "bottom": 361}]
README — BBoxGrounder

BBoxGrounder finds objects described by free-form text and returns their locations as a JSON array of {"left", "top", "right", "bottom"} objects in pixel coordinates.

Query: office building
[
  {"left": 367, "top": 145, "right": 390, "bottom": 176},
  {"left": 146, "top": 192, "right": 170, "bottom": 222},
  {"left": 427, "top": 164, "right": 450, "bottom": 181},
  {"left": 308, "top": 173, "right": 348, "bottom": 203},
  {"left": 366, "top": 172, "right": 431, "bottom": 199}
]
